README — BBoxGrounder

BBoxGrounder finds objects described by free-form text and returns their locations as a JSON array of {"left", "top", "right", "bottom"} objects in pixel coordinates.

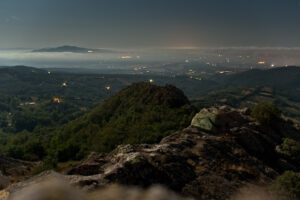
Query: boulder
[{"left": 191, "top": 107, "right": 219, "bottom": 131}]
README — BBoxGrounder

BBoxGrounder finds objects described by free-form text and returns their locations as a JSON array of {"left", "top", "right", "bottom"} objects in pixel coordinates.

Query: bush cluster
[{"left": 251, "top": 103, "right": 281, "bottom": 125}]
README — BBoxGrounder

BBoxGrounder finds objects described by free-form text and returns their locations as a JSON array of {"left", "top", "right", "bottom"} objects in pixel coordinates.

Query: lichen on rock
[{"left": 191, "top": 107, "right": 219, "bottom": 131}]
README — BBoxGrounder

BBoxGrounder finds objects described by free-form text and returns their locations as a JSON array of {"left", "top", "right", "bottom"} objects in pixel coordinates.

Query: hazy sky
[{"left": 0, "top": 0, "right": 300, "bottom": 48}]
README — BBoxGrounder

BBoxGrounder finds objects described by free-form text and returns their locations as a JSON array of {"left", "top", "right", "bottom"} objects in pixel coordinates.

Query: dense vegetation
[
  {"left": 271, "top": 171, "right": 300, "bottom": 199},
  {"left": 0, "top": 82, "right": 196, "bottom": 163},
  {"left": 280, "top": 138, "right": 300, "bottom": 165},
  {"left": 1, "top": 66, "right": 300, "bottom": 164},
  {"left": 269, "top": 138, "right": 300, "bottom": 199},
  {"left": 50, "top": 82, "right": 197, "bottom": 161},
  {"left": 250, "top": 102, "right": 282, "bottom": 126},
  {"left": 0, "top": 66, "right": 299, "bottom": 197}
]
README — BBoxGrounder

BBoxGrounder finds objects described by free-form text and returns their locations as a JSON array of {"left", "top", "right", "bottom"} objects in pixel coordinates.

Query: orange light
[
  {"left": 258, "top": 61, "right": 266, "bottom": 65},
  {"left": 53, "top": 97, "right": 61, "bottom": 103},
  {"left": 121, "top": 56, "right": 132, "bottom": 59}
]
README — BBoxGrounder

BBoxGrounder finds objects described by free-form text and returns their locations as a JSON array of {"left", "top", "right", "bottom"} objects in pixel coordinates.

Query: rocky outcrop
[
  {"left": 4, "top": 106, "right": 300, "bottom": 200},
  {"left": 0, "top": 155, "right": 38, "bottom": 189}
]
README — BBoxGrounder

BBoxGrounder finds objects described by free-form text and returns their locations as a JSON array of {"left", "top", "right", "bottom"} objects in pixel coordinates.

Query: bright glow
[
  {"left": 258, "top": 61, "right": 266, "bottom": 65},
  {"left": 149, "top": 79, "right": 154, "bottom": 83},
  {"left": 53, "top": 97, "right": 61, "bottom": 103},
  {"left": 121, "top": 56, "right": 132, "bottom": 59},
  {"left": 62, "top": 82, "right": 67, "bottom": 87},
  {"left": 48, "top": 71, "right": 51, "bottom": 75},
  {"left": 87, "top": 50, "right": 94, "bottom": 53},
  {"left": 270, "top": 64, "right": 275, "bottom": 67},
  {"left": 105, "top": 86, "right": 111, "bottom": 90},
  {"left": 166, "top": 46, "right": 199, "bottom": 50}
]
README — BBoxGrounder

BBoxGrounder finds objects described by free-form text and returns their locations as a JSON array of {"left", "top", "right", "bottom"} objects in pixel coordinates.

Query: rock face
[
  {"left": 0, "top": 155, "right": 38, "bottom": 188},
  {"left": 5, "top": 106, "right": 300, "bottom": 200}
]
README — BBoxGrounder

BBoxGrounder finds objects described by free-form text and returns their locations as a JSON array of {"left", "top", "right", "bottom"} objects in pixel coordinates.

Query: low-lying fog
[{"left": 1, "top": 48, "right": 300, "bottom": 71}]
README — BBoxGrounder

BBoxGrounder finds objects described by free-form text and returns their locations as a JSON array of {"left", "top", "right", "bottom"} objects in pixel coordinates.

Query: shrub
[
  {"left": 271, "top": 171, "right": 300, "bottom": 200},
  {"left": 251, "top": 103, "right": 281, "bottom": 125},
  {"left": 280, "top": 138, "right": 300, "bottom": 164},
  {"left": 32, "top": 155, "right": 58, "bottom": 175}
]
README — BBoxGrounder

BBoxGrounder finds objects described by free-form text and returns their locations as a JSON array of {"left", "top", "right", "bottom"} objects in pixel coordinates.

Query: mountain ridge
[{"left": 32, "top": 45, "right": 114, "bottom": 53}]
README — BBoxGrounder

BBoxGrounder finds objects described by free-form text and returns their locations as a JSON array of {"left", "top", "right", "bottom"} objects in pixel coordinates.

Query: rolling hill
[{"left": 50, "top": 82, "right": 197, "bottom": 161}]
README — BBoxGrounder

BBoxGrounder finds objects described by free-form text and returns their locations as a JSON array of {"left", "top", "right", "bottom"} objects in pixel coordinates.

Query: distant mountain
[
  {"left": 32, "top": 45, "right": 114, "bottom": 53},
  {"left": 217, "top": 66, "right": 300, "bottom": 89}
]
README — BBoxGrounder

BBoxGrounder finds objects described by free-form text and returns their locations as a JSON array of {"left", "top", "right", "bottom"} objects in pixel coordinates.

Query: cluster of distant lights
[
  {"left": 257, "top": 62, "right": 277, "bottom": 68},
  {"left": 121, "top": 56, "right": 140, "bottom": 59},
  {"left": 47, "top": 56, "right": 287, "bottom": 104},
  {"left": 47, "top": 70, "right": 153, "bottom": 94}
]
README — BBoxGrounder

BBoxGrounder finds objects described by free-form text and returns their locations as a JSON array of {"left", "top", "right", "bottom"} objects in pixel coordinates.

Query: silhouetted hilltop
[
  {"left": 218, "top": 66, "right": 300, "bottom": 89},
  {"left": 32, "top": 45, "right": 113, "bottom": 53},
  {"left": 104, "top": 82, "right": 191, "bottom": 108}
]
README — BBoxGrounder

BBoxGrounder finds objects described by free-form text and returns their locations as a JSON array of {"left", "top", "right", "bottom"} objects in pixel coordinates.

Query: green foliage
[
  {"left": 11, "top": 101, "right": 84, "bottom": 133},
  {"left": 2, "top": 66, "right": 300, "bottom": 167},
  {"left": 0, "top": 82, "right": 196, "bottom": 163},
  {"left": 280, "top": 138, "right": 300, "bottom": 164},
  {"left": 32, "top": 155, "right": 58, "bottom": 175},
  {"left": 0, "top": 66, "right": 210, "bottom": 163},
  {"left": 23, "top": 140, "right": 46, "bottom": 160},
  {"left": 1, "top": 130, "right": 47, "bottom": 161},
  {"left": 7, "top": 146, "right": 24, "bottom": 159},
  {"left": 271, "top": 171, "right": 300, "bottom": 200},
  {"left": 251, "top": 103, "right": 281, "bottom": 125},
  {"left": 50, "top": 83, "right": 197, "bottom": 161}
]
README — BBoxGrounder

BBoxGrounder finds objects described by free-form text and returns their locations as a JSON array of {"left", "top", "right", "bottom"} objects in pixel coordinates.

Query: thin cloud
[{"left": 5, "top": 15, "right": 21, "bottom": 23}]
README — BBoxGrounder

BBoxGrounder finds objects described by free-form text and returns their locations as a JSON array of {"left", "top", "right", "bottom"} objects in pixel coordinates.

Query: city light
[{"left": 53, "top": 97, "right": 61, "bottom": 103}]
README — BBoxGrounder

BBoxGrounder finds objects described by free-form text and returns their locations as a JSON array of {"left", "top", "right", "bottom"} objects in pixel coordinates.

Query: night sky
[{"left": 0, "top": 0, "right": 300, "bottom": 48}]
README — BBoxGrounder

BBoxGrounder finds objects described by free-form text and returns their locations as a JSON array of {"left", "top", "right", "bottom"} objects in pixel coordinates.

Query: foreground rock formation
[
  {"left": 0, "top": 155, "right": 38, "bottom": 188},
  {"left": 3, "top": 106, "right": 300, "bottom": 200}
]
